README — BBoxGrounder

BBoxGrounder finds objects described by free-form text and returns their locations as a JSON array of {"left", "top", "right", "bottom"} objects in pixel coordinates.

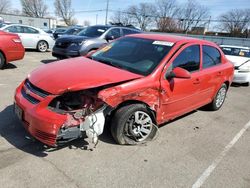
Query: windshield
[
  {"left": 65, "top": 28, "right": 83, "bottom": 35},
  {"left": 78, "top": 26, "right": 109, "bottom": 37},
  {"left": 91, "top": 37, "right": 174, "bottom": 76},
  {"left": 221, "top": 47, "right": 250, "bottom": 58}
]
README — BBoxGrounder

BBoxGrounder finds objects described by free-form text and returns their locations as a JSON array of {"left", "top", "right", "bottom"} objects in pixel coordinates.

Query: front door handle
[
  {"left": 193, "top": 78, "right": 200, "bottom": 85},
  {"left": 217, "top": 71, "right": 223, "bottom": 76}
]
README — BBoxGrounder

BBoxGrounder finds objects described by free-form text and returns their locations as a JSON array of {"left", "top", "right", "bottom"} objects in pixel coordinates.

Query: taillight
[{"left": 12, "top": 38, "right": 22, "bottom": 43}]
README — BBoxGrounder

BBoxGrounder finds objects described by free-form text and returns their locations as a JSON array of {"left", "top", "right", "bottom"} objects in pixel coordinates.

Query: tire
[
  {"left": 111, "top": 104, "right": 157, "bottom": 145},
  {"left": 242, "top": 82, "right": 249, "bottom": 87},
  {"left": 37, "top": 40, "right": 48, "bottom": 52},
  {"left": 207, "top": 83, "right": 228, "bottom": 111},
  {"left": 0, "top": 52, "right": 5, "bottom": 69}
]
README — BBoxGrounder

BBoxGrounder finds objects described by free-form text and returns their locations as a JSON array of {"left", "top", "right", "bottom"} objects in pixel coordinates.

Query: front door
[{"left": 159, "top": 44, "right": 203, "bottom": 122}]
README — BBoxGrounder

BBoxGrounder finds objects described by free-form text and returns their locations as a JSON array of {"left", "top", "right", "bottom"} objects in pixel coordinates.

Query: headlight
[{"left": 238, "top": 61, "right": 250, "bottom": 72}]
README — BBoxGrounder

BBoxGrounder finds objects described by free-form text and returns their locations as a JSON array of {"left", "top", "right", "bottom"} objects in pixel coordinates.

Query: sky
[{"left": 10, "top": 0, "right": 250, "bottom": 26}]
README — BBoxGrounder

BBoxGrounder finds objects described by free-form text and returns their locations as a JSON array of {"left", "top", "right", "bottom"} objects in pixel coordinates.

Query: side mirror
[
  {"left": 105, "top": 35, "right": 114, "bottom": 41},
  {"left": 85, "top": 49, "right": 97, "bottom": 58},
  {"left": 166, "top": 67, "right": 191, "bottom": 79}
]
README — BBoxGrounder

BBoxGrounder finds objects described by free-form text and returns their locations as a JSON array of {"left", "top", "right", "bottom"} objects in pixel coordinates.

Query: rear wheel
[
  {"left": 37, "top": 41, "right": 48, "bottom": 52},
  {"left": 208, "top": 83, "right": 228, "bottom": 111},
  {"left": 0, "top": 52, "right": 5, "bottom": 69},
  {"left": 111, "top": 104, "right": 157, "bottom": 145}
]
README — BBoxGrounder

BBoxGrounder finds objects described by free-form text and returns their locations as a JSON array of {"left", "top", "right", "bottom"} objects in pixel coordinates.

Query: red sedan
[
  {"left": 0, "top": 31, "right": 25, "bottom": 69},
  {"left": 14, "top": 34, "right": 234, "bottom": 147}
]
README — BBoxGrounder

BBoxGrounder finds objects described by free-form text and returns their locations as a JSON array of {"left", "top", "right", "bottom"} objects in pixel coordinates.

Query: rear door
[
  {"left": 198, "top": 45, "right": 224, "bottom": 103},
  {"left": 21, "top": 26, "right": 40, "bottom": 48}
]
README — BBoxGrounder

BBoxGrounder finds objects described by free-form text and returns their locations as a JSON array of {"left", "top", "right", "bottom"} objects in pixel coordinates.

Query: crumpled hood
[
  {"left": 28, "top": 57, "right": 143, "bottom": 95},
  {"left": 225, "top": 55, "right": 250, "bottom": 67}
]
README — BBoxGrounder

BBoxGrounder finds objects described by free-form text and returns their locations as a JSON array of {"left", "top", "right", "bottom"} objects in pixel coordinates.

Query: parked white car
[
  {"left": 220, "top": 45, "right": 250, "bottom": 86},
  {"left": 0, "top": 24, "right": 55, "bottom": 52}
]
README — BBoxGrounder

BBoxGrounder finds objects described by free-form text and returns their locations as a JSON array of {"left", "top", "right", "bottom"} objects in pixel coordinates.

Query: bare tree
[
  {"left": 110, "top": 10, "right": 133, "bottom": 26},
  {"left": 126, "top": 3, "right": 156, "bottom": 31},
  {"left": 20, "top": 0, "right": 48, "bottom": 17},
  {"left": 219, "top": 9, "right": 250, "bottom": 37},
  {"left": 54, "top": 0, "right": 77, "bottom": 26},
  {"left": 179, "top": 0, "right": 209, "bottom": 33},
  {"left": 155, "top": 0, "right": 180, "bottom": 32},
  {"left": 0, "top": 0, "right": 11, "bottom": 13}
]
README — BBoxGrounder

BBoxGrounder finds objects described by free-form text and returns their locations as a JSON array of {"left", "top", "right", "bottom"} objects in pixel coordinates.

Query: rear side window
[
  {"left": 23, "top": 27, "right": 39, "bottom": 34},
  {"left": 122, "top": 28, "right": 140, "bottom": 36},
  {"left": 202, "top": 45, "right": 221, "bottom": 68},
  {"left": 172, "top": 45, "right": 200, "bottom": 72}
]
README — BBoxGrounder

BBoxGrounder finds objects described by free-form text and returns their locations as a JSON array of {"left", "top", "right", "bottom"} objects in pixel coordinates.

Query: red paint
[
  {"left": 15, "top": 34, "right": 234, "bottom": 146},
  {"left": 0, "top": 31, "right": 25, "bottom": 64}
]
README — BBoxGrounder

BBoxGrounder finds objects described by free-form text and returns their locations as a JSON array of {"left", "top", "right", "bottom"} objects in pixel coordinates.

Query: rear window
[
  {"left": 202, "top": 45, "right": 221, "bottom": 69},
  {"left": 122, "top": 28, "right": 140, "bottom": 36},
  {"left": 221, "top": 47, "right": 250, "bottom": 58}
]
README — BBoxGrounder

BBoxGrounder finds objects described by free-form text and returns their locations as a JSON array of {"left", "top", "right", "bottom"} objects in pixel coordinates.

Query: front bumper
[
  {"left": 233, "top": 70, "right": 250, "bottom": 84},
  {"left": 14, "top": 81, "right": 67, "bottom": 146},
  {"left": 52, "top": 46, "right": 80, "bottom": 59},
  {"left": 14, "top": 81, "right": 107, "bottom": 147}
]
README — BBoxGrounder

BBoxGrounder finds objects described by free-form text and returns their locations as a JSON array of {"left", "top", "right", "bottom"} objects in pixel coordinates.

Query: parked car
[
  {"left": 57, "top": 26, "right": 85, "bottom": 38},
  {"left": 52, "top": 25, "right": 141, "bottom": 59},
  {"left": 0, "top": 24, "right": 55, "bottom": 52},
  {"left": 53, "top": 27, "right": 68, "bottom": 39},
  {"left": 14, "top": 34, "right": 234, "bottom": 147},
  {"left": 220, "top": 45, "right": 250, "bottom": 86},
  {"left": 44, "top": 29, "right": 55, "bottom": 38},
  {"left": 0, "top": 31, "right": 25, "bottom": 69}
]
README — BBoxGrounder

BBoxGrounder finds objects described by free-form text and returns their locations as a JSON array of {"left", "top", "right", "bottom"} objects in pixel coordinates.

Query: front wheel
[
  {"left": 208, "top": 83, "right": 228, "bottom": 111},
  {"left": 37, "top": 41, "right": 48, "bottom": 52},
  {"left": 111, "top": 104, "right": 157, "bottom": 145}
]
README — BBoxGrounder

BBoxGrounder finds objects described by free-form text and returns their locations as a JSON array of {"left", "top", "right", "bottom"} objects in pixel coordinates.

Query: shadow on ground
[
  {"left": 40, "top": 59, "right": 57, "bottom": 64},
  {"left": 0, "top": 104, "right": 116, "bottom": 156},
  {"left": 4, "top": 63, "right": 17, "bottom": 69}
]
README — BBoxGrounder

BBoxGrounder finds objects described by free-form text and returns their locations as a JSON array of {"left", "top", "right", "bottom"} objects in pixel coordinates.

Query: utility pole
[
  {"left": 96, "top": 14, "right": 98, "bottom": 25},
  {"left": 105, "top": 0, "right": 110, "bottom": 25}
]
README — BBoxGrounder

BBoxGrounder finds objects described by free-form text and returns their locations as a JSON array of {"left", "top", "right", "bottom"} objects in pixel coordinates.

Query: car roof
[
  {"left": 2, "top": 24, "right": 43, "bottom": 31},
  {"left": 128, "top": 33, "right": 216, "bottom": 45},
  {"left": 220, "top": 45, "right": 250, "bottom": 50}
]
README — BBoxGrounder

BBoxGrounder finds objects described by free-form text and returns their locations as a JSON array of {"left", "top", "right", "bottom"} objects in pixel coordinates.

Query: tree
[
  {"left": 20, "top": 0, "right": 48, "bottom": 17},
  {"left": 0, "top": 0, "right": 11, "bottom": 13},
  {"left": 219, "top": 9, "right": 250, "bottom": 37},
  {"left": 126, "top": 3, "right": 156, "bottom": 31},
  {"left": 54, "top": 0, "right": 77, "bottom": 26},
  {"left": 154, "top": 0, "right": 180, "bottom": 32},
  {"left": 178, "top": 0, "right": 209, "bottom": 33},
  {"left": 110, "top": 10, "right": 133, "bottom": 26}
]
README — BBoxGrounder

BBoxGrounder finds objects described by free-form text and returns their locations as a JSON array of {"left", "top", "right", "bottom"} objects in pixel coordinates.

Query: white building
[{"left": 0, "top": 13, "right": 57, "bottom": 29}]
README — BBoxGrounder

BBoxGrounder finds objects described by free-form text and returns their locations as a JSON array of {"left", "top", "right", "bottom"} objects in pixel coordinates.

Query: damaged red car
[{"left": 14, "top": 34, "right": 234, "bottom": 147}]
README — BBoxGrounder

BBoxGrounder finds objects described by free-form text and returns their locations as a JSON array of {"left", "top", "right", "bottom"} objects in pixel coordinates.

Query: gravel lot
[{"left": 0, "top": 51, "right": 250, "bottom": 188}]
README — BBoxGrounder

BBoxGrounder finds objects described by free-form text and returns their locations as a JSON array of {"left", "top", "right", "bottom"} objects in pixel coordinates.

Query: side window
[
  {"left": 202, "top": 45, "right": 221, "bottom": 68},
  {"left": 107, "top": 28, "right": 121, "bottom": 39},
  {"left": 23, "top": 27, "right": 39, "bottom": 34},
  {"left": 5, "top": 26, "right": 23, "bottom": 33},
  {"left": 122, "top": 28, "right": 140, "bottom": 36},
  {"left": 172, "top": 45, "right": 200, "bottom": 72}
]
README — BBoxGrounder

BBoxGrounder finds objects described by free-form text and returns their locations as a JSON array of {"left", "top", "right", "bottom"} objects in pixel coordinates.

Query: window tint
[
  {"left": 23, "top": 27, "right": 39, "bottom": 34},
  {"left": 122, "top": 28, "right": 140, "bottom": 36},
  {"left": 202, "top": 45, "right": 221, "bottom": 68},
  {"left": 107, "top": 28, "right": 121, "bottom": 39},
  {"left": 5, "top": 26, "right": 23, "bottom": 33},
  {"left": 172, "top": 45, "right": 200, "bottom": 72}
]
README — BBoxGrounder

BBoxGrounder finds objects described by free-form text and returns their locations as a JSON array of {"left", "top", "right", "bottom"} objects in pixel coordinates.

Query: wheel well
[
  {"left": 224, "top": 81, "right": 230, "bottom": 89},
  {"left": 0, "top": 50, "right": 6, "bottom": 64},
  {"left": 109, "top": 100, "right": 157, "bottom": 120},
  {"left": 88, "top": 48, "right": 98, "bottom": 52}
]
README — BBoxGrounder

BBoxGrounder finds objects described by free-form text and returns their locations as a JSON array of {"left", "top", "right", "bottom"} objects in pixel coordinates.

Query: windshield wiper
[{"left": 93, "top": 58, "right": 124, "bottom": 69}]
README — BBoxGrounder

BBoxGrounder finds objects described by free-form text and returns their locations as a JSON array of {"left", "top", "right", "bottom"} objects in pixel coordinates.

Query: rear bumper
[
  {"left": 52, "top": 47, "right": 80, "bottom": 59},
  {"left": 233, "top": 70, "right": 250, "bottom": 84}
]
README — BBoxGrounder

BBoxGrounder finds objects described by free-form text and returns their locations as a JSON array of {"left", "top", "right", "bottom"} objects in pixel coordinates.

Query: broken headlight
[{"left": 48, "top": 90, "right": 104, "bottom": 115}]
